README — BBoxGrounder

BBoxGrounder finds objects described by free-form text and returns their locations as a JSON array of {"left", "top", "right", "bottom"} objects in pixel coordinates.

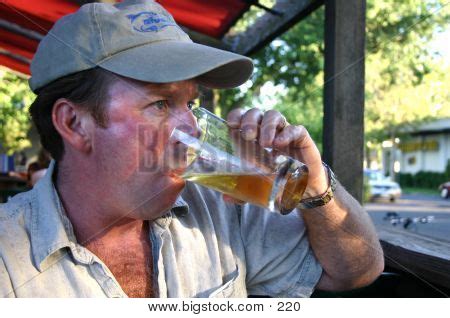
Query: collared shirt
[{"left": 0, "top": 161, "right": 322, "bottom": 298}]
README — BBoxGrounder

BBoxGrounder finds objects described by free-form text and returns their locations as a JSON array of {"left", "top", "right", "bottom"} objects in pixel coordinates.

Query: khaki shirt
[{"left": 0, "top": 161, "right": 322, "bottom": 297}]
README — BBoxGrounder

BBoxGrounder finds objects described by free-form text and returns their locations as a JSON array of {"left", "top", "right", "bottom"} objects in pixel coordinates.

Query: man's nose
[{"left": 170, "top": 108, "right": 200, "bottom": 138}]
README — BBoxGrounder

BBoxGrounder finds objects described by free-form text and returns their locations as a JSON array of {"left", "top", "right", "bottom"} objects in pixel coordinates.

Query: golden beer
[
  {"left": 185, "top": 171, "right": 308, "bottom": 213},
  {"left": 169, "top": 107, "right": 310, "bottom": 214}
]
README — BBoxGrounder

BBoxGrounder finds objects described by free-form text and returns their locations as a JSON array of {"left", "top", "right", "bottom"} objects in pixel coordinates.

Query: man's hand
[
  {"left": 228, "top": 108, "right": 384, "bottom": 291},
  {"left": 227, "top": 108, "right": 328, "bottom": 197}
]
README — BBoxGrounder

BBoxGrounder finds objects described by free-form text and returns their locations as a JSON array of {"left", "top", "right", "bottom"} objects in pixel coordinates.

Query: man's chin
[
  {"left": 135, "top": 178, "right": 186, "bottom": 220},
  {"left": 166, "top": 174, "right": 187, "bottom": 193}
]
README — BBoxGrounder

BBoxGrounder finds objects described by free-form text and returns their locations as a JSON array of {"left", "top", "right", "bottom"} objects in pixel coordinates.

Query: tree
[
  {"left": 365, "top": 0, "right": 450, "bottom": 142},
  {"left": 0, "top": 70, "right": 35, "bottom": 155},
  {"left": 216, "top": 0, "right": 450, "bottom": 153},
  {"left": 218, "top": 4, "right": 325, "bottom": 147},
  {"left": 365, "top": 64, "right": 450, "bottom": 142}
]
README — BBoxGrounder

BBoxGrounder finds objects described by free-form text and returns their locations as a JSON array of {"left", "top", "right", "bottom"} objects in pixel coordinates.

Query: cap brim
[{"left": 97, "top": 41, "right": 253, "bottom": 89}]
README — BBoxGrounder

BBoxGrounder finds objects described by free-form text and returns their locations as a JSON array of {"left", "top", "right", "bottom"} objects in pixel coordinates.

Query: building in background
[
  {"left": 398, "top": 119, "right": 450, "bottom": 174},
  {"left": 382, "top": 119, "right": 450, "bottom": 178}
]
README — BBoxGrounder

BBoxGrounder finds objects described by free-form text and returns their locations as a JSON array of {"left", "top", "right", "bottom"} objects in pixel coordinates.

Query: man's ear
[{"left": 52, "top": 98, "right": 93, "bottom": 154}]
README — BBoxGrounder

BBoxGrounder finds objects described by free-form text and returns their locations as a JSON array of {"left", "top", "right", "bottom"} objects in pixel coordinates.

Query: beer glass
[{"left": 167, "top": 107, "right": 309, "bottom": 214}]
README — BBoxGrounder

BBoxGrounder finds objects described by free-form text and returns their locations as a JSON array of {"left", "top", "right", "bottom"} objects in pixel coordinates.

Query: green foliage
[
  {"left": 0, "top": 70, "right": 35, "bottom": 154},
  {"left": 399, "top": 170, "right": 449, "bottom": 189},
  {"left": 229, "top": 0, "right": 277, "bottom": 34},
  {"left": 362, "top": 176, "right": 372, "bottom": 203},
  {"left": 365, "top": 66, "right": 450, "bottom": 142},
  {"left": 399, "top": 160, "right": 450, "bottom": 188},
  {"left": 402, "top": 186, "right": 439, "bottom": 195},
  {"left": 365, "top": 0, "right": 449, "bottom": 85},
  {"left": 218, "top": 6, "right": 325, "bottom": 147},
  {"left": 217, "top": 0, "right": 450, "bottom": 151},
  {"left": 365, "top": 0, "right": 450, "bottom": 143}
]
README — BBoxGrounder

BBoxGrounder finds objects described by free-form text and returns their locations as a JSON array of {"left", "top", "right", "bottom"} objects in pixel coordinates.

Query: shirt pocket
[{"left": 208, "top": 266, "right": 241, "bottom": 298}]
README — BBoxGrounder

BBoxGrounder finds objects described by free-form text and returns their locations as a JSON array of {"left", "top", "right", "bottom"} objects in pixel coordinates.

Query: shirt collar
[
  {"left": 30, "top": 160, "right": 190, "bottom": 270},
  {"left": 171, "top": 195, "right": 189, "bottom": 217},
  {"left": 31, "top": 160, "right": 78, "bottom": 272}
]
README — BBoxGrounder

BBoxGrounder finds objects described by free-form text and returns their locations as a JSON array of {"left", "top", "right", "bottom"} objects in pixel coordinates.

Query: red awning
[{"left": 0, "top": 0, "right": 250, "bottom": 75}]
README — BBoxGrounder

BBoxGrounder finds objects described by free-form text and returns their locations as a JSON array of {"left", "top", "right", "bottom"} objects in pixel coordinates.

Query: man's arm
[
  {"left": 301, "top": 180, "right": 384, "bottom": 291},
  {"left": 227, "top": 107, "right": 384, "bottom": 291}
]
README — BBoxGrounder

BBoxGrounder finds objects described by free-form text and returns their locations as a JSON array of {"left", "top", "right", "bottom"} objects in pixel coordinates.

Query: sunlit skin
[
  {"left": 52, "top": 75, "right": 383, "bottom": 297},
  {"left": 88, "top": 79, "right": 200, "bottom": 221},
  {"left": 56, "top": 79, "right": 199, "bottom": 228},
  {"left": 224, "top": 108, "right": 384, "bottom": 290},
  {"left": 53, "top": 78, "right": 199, "bottom": 297}
]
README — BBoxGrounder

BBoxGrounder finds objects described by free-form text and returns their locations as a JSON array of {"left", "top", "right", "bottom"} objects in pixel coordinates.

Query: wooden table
[{"left": 377, "top": 225, "right": 450, "bottom": 290}]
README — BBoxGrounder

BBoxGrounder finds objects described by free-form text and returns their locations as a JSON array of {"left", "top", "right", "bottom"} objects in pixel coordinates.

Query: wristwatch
[{"left": 297, "top": 163, "right": 337, "bottom": 210}]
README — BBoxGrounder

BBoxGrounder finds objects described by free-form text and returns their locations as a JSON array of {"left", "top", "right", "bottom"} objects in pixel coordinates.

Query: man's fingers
[
  {"left": 227, "top": 108, "right": 245, "bottom": 128},
  {"left": 273, "top": 125, "right": 309, "bottom": 149},
  {"left": 259, "top": 110, "right": 288, "bottom": 147},
  {"left": 240, "top": 108, "right": 263, "bottom": 141}
]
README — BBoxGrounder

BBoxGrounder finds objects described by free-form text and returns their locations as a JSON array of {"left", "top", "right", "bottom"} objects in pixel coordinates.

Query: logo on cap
[{"left": 127, "top": 11, "right": 176, "bottom": 32}]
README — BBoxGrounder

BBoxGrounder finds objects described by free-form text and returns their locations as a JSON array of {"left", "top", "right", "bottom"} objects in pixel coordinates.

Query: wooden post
[
  {"left": 323, "top": 0, "right": 366, "bottom": 202},
  {"left": 225, "top": 0, "right": 323, "bottom": 56}
]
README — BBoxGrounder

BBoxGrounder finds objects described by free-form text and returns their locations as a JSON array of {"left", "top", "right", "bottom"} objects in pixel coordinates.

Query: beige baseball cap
[{"left": 29, "top": 0, "right": 253, "bottom": 93}]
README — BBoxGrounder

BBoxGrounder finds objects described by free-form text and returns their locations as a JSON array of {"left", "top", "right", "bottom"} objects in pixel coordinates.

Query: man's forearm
[{"left": 300, "top": 182, "right": 384, "bottom": 291}]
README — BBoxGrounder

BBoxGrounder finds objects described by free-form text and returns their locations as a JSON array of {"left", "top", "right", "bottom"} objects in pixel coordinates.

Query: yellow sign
[{"left": 399, "top": 140, "right": 439, "bottom": 153}]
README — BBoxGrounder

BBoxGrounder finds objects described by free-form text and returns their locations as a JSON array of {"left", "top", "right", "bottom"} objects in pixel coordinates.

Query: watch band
[{"left": 297, "top": 163, "right": 337, "bottom": 210}]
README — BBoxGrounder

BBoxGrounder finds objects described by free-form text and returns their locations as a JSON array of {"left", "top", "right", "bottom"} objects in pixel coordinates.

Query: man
[{"left": 0, "top": 0, "right": 383, "bottom": 297}]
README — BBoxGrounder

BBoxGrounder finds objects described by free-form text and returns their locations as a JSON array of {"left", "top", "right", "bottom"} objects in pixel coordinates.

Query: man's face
[{"left": 90, "top": 78, "right": 199, "bottom": 220}]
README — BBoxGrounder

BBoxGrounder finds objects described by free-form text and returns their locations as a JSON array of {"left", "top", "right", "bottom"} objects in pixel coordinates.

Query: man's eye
[
  {"left": 152, "top": 100, "right": 168, "bottom": 110},
  {"left": 188, "top": 99, "right": 200, "bottom": 110}
]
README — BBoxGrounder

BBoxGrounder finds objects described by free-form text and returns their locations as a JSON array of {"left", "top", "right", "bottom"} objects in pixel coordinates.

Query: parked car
[
  {"left": 439, "top": 182, "right": 450, "bottom": 199},
  {"left": 364, "top": 169, "right": 402, "bottom": 202}
]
